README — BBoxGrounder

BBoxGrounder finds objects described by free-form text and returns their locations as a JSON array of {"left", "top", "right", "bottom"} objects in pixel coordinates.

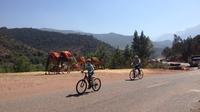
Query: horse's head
[{"left": 76, "top": 56, "right": 86, "bottom": 64}]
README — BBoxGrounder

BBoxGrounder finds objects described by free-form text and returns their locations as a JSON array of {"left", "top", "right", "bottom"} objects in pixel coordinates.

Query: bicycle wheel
[
  {"left": 129, "top": 70, "right": 135, "bottom": 80},
  {"left": 138, "top": 70, "right": 144, "bottom": 79},
  {"left": 92, "top": 78, "right": 101, "bottom": 91},
  {"left": 76, "top": 79, "right": 87, "bottom": 95}
]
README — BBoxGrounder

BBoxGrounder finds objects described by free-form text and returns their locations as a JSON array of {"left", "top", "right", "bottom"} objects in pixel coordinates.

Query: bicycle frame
[{"left": 82, "top": 72, "right": 91, "bottom": 84}]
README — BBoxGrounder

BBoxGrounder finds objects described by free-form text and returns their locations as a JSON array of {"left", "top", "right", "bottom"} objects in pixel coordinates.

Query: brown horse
[
  {"left": 91, "top": 57, "right": 105, "bottom": 69},
  {"left": 67, "top": 56, "right": 86, "bottom": 72},
  {"left": 45, "top": 51, "right": 76, "bottom": 75},
  {"left": 76, "top": 56, "right": 86, "bottom": 69},
  {"left": 73, "top": 56, "right": 105, "bottom": 70}
]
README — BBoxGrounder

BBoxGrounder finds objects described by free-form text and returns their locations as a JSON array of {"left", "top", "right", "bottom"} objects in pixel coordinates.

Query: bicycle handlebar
[{"left": 81, "top": 71, "right": 87, "bottom": 74}]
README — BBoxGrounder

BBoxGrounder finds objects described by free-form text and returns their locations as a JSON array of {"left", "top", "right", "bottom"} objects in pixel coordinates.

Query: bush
[
  {"left": 145, "top": 62, "right": 167, "bottom": 69},
  {"left": 13, "top": 55, "right": 32, "bottom": 72},
  {"left": 0, "top": 65, "right": 14, "bottom": 73}
]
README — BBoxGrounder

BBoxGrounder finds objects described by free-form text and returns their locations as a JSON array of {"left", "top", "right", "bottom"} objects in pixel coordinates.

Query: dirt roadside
[{"left": 0, "top": 69, "right": 187, "bottom": 100}]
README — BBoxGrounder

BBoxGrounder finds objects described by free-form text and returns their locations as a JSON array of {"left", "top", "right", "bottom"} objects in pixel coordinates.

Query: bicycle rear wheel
[
  {"left": 138, "top": 70, "right": 144, "bottom": 79},
  {"left": 76, "top": 79, "right": 87, "bottom": 95},
  {"left": 92, "top": 78, "right": 101, "bottom": 91},
  {"left": 129, "top": 70, "right": 135, "bottom": 80}
]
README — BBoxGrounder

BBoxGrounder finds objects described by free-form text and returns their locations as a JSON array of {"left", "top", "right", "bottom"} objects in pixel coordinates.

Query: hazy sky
[{"left": 0, "top": 0, "right": 200, "bottom": 40}]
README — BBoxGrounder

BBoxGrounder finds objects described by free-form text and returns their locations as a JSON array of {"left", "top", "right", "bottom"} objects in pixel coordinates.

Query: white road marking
[{"left": 147, "top": 82, "right": 169, "bottom": 88}]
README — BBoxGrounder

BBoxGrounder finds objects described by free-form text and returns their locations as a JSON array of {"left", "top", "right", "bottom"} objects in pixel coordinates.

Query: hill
[
  {"left": 0, "top": 32, "right": 46, "bottom": 72},
  {"left": 0, "top": 27, "right": 114, "bottom": 72},
  {"left": 40, "top": 28, "right": 172, "bottom": 57},
  {"left": 0, "top": 27, "right": 114, "bottom": 53},
  {"left": 41, "top": 28, "right": 132, "bottom": 49}
]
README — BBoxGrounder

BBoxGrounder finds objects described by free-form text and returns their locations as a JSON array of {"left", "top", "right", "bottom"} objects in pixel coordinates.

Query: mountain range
[
  {"left": 41, "top": 24, "right": 200, "bottom": 57},
  {"left": 41, "top": 28, "right": 133, "bottom": 49},
  {"left": 0, "top": 27, "right": 115, "bottom": 72},
  {"left": 41, "top": 28, "right": 172, "bottom": 57},
  {"left": 0, "top": 28, "right": 114, "bottom": 53},
  {"left": 41, "top": 28, "right": 172, "bottom": 47},
  {"left": 156, "top": 24, "right": 200, "bottom": 41}
]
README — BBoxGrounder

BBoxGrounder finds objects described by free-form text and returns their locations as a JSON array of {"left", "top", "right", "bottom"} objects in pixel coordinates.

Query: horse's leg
[
  {"left": 45, "top": 55, "right": 50, "bottom": 75},
  {"left": 67, "top": 65, "right": 71, "bottom": 74}
]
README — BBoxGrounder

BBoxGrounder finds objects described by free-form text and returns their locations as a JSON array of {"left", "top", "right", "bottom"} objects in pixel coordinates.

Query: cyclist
[
  {"left": 131, "top": 55, "right": 141, "bottom": 75},
  {"left": 82, "top": 58, "right": 94, "bottom": 89}
]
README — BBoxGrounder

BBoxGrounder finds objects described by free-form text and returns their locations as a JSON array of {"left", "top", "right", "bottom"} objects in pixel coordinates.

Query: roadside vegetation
[
  {"left": 162, "top": 35, "right": 200, "bottom": 62},
  {"left": 0, "top": 27, "right": 199, "bottom": 73}
]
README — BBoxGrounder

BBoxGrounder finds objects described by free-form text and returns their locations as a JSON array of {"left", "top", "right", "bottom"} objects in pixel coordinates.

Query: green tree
[
  {"left": 123, "top": 45, "right": 131, "bottom": 67},
  {"left": 95, "top": 45, "right": 111, "bottom": 67},
  {"left": 162, "top": 47, "right": 172, "bottom": 59},
  {"left": 181, "top": 37, "right": 193, "bottom": 61},
  {"left": 162, "top": 35, "right": 200, "bottom": 62},
  {"left": 171, "top": 34, "right": 184, "bottom": 59},
  {"left": 95, "top": 45, "right": 107, "bottom": 60},
  {"left": 191, "top": 35, "right": 200, "bottom": 55},
  {"left": 131, "top": 31, "right": 153, "bottom": 66},
  {"left": 13, "top": 55, "right": 32, "bottom": 72},
  {"left": 109, "top": 48, "right": 124, "bottom": 69}
]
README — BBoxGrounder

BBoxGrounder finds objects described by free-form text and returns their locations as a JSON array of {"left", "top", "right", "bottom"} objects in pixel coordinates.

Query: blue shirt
[{"left": 85, "top": 63, "right": 94, "bottom": 74}]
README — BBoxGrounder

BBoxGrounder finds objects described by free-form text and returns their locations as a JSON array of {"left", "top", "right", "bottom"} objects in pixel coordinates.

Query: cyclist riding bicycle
[
  {"left": 82, "top": 58, "right": 94, "bottom": 89},
  {"left": 131, "top": 55, "right": 141, "bottom": 75}
]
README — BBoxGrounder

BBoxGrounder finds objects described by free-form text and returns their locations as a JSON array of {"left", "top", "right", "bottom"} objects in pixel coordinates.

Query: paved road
[{"left": 0, "top": 70, "right": 200, "bottom": 112}]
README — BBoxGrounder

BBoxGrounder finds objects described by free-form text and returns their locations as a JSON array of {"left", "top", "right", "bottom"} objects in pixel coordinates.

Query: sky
[{"left": 0, "top": 0, "right": 200, "bottom": 40}]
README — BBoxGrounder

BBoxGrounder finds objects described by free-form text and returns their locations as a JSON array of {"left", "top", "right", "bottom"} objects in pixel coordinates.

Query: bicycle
[
  {"left": 76, "top": 71, "right": 101, "bottom": 95},
  {"left": 129, "top": 68, "right": 144, "bottom": 80}
]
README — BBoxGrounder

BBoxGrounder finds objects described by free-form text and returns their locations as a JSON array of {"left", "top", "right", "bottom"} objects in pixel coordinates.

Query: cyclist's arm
[
  {"left": 139, "top": 59, "right": 141, "bottom": 64},
  {"left": 81, "top": 64, "right": 87, "bottom": 73},
  {"left": 91, "top": 64, "right": 94, "bottom": 72}
]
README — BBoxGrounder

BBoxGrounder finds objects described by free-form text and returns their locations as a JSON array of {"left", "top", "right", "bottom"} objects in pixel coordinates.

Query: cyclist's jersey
[
  {"left": 85, "top": 63, "right": 94, "bottom": 74},
  {"left": 133, "top": 58, "right": 141, "bottom": 65}
]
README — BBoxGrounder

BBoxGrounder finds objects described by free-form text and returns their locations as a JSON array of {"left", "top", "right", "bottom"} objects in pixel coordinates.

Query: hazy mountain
[
  {"left": 40, "top": 28, "right": 172, "bottom": 57},
  {"left": 156, "top": 24, "right": 200, "bottom": 41},
  {"left": 152, "top": 40, "right": 172, "bottom": 57},
  {"left": 177, "top": 24, "right": 200, "bottom": 38},
  {"left": 153, "top": 40, "right": 172, "bottom": 48},
  {"left": 40, "top": 28, "right": 133, "bottom": 49},
  {"left": 41, "top": 28, "right": 85, "bottom": 34},
  {"left": 93, "top": 33, "right": 132, "bottom": 49},
  {"left": 93, "top": 33, "right": 172, "bottom": 57}
]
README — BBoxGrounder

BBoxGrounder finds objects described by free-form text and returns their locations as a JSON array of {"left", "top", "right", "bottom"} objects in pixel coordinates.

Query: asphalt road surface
[{"left": 0, "top": 70, "right": 200, "bottom": 112}]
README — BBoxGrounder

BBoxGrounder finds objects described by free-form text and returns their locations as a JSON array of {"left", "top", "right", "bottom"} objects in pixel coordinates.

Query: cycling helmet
[{"left": 86, "top": 58, "right": 91, "bottom": 62}]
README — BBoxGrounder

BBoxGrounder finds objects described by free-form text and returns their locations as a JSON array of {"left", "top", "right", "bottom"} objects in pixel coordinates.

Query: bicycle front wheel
[
  {"left": 129, "top": 70, "right": 135, "bottom": 80},
  {"left": 92, "top": 78, "right": 101, "bottom": 91},
  {"left": 76, "top": 79, "right": 87, "bottom": 95}
]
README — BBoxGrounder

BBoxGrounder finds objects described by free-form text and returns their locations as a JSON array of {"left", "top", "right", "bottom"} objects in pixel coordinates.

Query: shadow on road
[
  {"left": 125, "top": 79, "right": 139, "bottom": 81},
  {"left": 66, "top": 91, "right": 94, "bottom": 98}
]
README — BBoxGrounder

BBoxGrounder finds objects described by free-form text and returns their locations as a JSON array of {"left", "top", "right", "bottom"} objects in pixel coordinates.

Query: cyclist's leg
[
  {"left": 133, "top": 66, "right": 137, "bottom": 77},
  {"left": 138, "top": 65, "right": 141, "bottom": 74},
  {"left": 88, "top": 72, "right": 93, "bottom": 88},
  {"left": 135, "top": 65, "right": 141, "bottom": 74}
]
